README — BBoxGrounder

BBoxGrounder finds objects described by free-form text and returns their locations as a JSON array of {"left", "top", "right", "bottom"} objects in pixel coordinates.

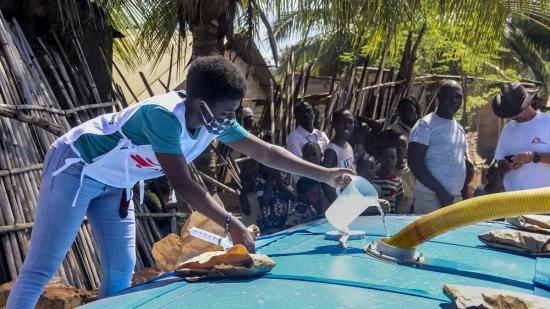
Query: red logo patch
[{"left": 130, "top": 154, "right": 160, "bottom": 168}]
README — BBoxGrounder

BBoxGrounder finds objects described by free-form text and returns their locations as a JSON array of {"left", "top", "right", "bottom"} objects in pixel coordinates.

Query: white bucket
[{"left": 325, "top": 176, "right": 379, "bottom": 232}]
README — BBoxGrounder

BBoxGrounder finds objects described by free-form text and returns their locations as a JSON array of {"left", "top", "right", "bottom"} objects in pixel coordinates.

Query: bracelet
[
  {"left": 533, "top": 152, "right": 541, "bottom": 163},
  {"left": 224, "top": 212, "right": 232, "bottom": 238}
]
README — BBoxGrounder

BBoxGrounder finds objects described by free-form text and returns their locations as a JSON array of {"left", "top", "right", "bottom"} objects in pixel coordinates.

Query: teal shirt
[{"left": 74, "top": 105, "right": 249, "bottom": 163}]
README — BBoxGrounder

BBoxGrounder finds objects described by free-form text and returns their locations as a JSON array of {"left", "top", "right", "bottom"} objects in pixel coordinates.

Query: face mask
[{"left": 200, "top": 101, "right": 235, "bottom": 135}]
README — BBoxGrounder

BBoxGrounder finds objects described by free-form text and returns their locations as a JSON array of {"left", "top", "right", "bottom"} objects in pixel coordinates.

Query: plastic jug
[{"left": 325, "top": 176, "right": 379, "bottom": 232}]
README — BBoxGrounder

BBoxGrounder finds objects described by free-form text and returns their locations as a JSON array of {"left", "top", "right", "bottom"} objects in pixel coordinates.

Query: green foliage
[
  {"left": 53, "top": 1, "right": 550, "bottom": 82},
  {"left": 273, "top": 0, "right": 549, "bottom": 82},
  {"left": 456, "top": 84, "right": 504, "bottom": 129}
]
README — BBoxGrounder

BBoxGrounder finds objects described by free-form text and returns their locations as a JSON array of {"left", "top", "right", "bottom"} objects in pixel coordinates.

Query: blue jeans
[{"left": 7, "top": 141, "right": 136, "bottom": 309}]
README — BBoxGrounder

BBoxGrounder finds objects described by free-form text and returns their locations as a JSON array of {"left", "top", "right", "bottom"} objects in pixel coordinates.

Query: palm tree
[
  {"left": 271, "top": 1, "right": 549, "bottom": 82},
  {"left": 504, "top": 19, "right": 550, "bottom": 96},
  {"left": 118, "top": 0, "right": 279, "bottom": 67},
  {"left": 3, "top": 1, "right": 549, "bottom": 99}
]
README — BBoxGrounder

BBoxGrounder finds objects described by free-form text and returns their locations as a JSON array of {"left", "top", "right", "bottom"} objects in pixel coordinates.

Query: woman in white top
[
  {"left": 322, "top": 109, "right": 356, "bottom": 202},
  {"left": 7, "top": 56, "right": 355, "bottom": 309}
]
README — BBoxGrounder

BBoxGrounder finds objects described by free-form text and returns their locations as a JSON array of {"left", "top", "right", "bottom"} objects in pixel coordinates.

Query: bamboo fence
[
  {"left": 0, "top": 12, "right": 178, "bottom": 289},
  {"left": 0, "top": 12, "right": 107, "bottom": 289},
  {"left": 0, "top": 11, "right": 245, "bottom": 289}
]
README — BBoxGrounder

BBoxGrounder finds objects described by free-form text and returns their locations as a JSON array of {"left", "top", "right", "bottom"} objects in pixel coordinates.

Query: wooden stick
[
  {"left": 80, "top": 222, "right": 100, "bottom": 287},
  {"left": 11, "top": 22, "right": 70, "bottom": 130},
  {"left": 0, "top": 222, "right": 33, "bottom": 233},
  {"left": 72, "top": 38, "right": 101, "bottom": 105},
  {"left": 135, "top": 202, "right": 163, "bottom": 241},
  {"left": 0, "top": 105, "right": 66, "bottom": 136},
  {"left": 170, "top": 208, "right": 177, "bottom": 235},
  {"left": 37, "top": 38, "right": 84, "bottom": 123},
  {"left": 269, "top": 79, "right": 275, "bottom": 137},
  {"left": 188, "top": 163, "right": 208, "bottom": 189},
  {"left": 51, "top": 32, "right": 92, "bottom": 114},
  {"left": 158, "top": 79, "right": 169, "bottom": 92},
  {"left": 112, "top": 61, "right": 139, "bottom": 103},
  {"left": 360, "top": 79, "right": 406, "bottom": 91},
  {"left": 135, "top": 220, "right": 155, "bottom": 266},
  {"left": 139, "top": 72, "right": 155, "bottom": 97},
  {"left": 196, "top": 170, "right": 239, "bottom": 195},
  {"left": 0, "top": 180, "right": 18, "bottom": 278},
  {"left": 167, "top": 46, "right": 174, "bottom": 90}
]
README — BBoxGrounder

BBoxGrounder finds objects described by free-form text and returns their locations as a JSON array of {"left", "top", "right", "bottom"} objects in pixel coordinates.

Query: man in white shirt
[
  {"left": 408, "top": 80, "right": 467, "bottom": 214},
  {"left": 492, "top": 83, "right": 550, "bottom": 191},
  {"left": 287, "top": 102, "right": 330, "bottom": 157}
]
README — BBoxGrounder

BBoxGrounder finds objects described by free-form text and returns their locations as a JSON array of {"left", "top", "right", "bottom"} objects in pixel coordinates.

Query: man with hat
[{"left": 493, "top": 82, "right": 550, "bottom": 191}]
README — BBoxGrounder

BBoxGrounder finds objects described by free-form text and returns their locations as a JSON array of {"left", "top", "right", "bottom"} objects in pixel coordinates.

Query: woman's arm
[
  {"left": 226, "top": 134, "right": 354, "bottom": 188},
  {"left": 155, "top": 152, "right": 255, "bottom": 252}
]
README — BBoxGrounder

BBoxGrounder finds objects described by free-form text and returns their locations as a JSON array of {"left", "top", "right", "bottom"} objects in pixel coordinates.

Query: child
[
  {"left": 371, "top": 145, "right": 404, "bottom": 214},
  {"left": 462, "top": 159, "right": 475, "bottom": 199},
  {"left": 356, "top": 153, "right": 393, "bottom": 214},
  {"left": 302, "top": 141, "right": 322, "bottom": 165},
  {"left": 323, "top": 109, "right": 356, "bottom": 202},
  {"left": 300, "top": 141, "right": 333, "bottom": 212},
  {"left": 290, "top": 141, "right": 323, "bottom": 188},
  {"left": 356, "top": 153, "right": 382, "bottom": 196},
  {"left": 256, "top": 165, "right": 296, "bottom": 234},
  {"left": 324, "top": 109, "right": 356, "bottom": 170},
  {"left": 286, "top": 177, "right": 320, "bottom": 227},
  {"left": 475, "top": 161, "right": 505, "bottom": 196}
]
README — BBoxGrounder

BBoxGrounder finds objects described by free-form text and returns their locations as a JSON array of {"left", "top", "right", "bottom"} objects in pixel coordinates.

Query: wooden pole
[
  {"left": 112, "top": 61, "right": 139, "bottom": 103},
  {"left": 167, "top": 46, "right": 174, "bottom": 90},
  {"left": 139, "top": 72, "right": 155, "bottom": 97},
  {"left": 269, "top": 80, "right": 275, "bottom": 139}
]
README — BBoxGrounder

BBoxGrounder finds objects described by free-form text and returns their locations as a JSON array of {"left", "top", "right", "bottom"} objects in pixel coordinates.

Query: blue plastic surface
[{"left": 80, "top": 216, "right": 550, "bottom": 308}]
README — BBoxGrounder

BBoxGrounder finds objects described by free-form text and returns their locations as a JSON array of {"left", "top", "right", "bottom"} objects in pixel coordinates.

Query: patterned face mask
[{"left": 200, "top": 101, "right": 235, "bottom": 135}]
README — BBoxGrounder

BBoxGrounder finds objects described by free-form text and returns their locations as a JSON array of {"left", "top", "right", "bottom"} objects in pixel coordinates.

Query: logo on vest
[
  {"left": 130, "top": 154, "right": 164, "bottom": 174},
  {"left": 532, "top": 136, "right": 547, "bottom": 144}
]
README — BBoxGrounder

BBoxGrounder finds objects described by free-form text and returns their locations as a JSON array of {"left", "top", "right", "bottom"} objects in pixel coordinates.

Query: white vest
[
  {"left": 54, "top": 91, "right": 216, "bottom": 206},
  {"left": 327, "top": 142, "right": 355, "bottom": 170}
]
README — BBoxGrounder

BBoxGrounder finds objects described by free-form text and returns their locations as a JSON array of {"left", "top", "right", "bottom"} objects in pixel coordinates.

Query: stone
[{"left": 0, "top": 277, "right": 97, "bottom": 309}]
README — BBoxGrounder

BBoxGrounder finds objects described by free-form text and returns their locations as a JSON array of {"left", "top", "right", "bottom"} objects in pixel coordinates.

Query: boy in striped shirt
[{"left": 371, "top": 145, "right": 404, "bottom": 213}]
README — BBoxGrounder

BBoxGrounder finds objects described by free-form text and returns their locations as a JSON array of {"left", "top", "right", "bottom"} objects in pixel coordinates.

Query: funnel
[{"left": 364, "top": 237, "right": 424, "bottom": 263}]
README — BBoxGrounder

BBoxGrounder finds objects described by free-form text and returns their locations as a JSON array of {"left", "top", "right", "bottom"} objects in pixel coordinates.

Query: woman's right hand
[{"left": 230, "top": 221, "right": 256, "bottom": 253}]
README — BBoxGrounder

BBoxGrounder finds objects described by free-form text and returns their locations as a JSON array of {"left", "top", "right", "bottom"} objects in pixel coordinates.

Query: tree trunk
[
  {"left": 188, "top": 0, "right": 237, "bottom": 59},
  {"left": 397, "top": 22, "right": 427, "bottom": 89}
]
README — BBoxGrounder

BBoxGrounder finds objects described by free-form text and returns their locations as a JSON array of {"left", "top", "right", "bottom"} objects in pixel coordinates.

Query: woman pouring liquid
[{"left": 7, "top": 56, "right": 354, "bottom": 308}]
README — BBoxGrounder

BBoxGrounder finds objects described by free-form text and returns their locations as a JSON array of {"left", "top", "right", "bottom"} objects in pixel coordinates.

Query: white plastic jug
[{"left": 325, "top": 176, "right": 379, "bottom": 232}]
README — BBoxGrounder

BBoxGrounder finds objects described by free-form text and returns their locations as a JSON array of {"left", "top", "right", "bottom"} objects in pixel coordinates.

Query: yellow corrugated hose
[{"left": 386, "top": 187, "right": 550, "bottom": 249}]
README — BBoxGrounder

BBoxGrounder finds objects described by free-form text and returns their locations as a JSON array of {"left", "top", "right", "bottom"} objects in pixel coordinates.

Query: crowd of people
[{"left": 240, "top": 80, "right": 548, "bottom": 235}]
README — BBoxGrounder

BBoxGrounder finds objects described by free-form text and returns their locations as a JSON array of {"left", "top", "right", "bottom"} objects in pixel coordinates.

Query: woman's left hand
[{"left": 322, "top": 168, "right": 356, "bottom": 189}]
